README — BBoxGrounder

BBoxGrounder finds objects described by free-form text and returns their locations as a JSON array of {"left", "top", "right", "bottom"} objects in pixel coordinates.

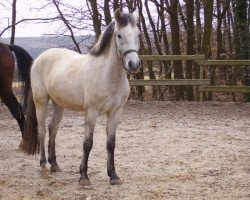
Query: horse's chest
[
  {"left": 96, "top": 85, "right": 129, "bottom": 113},
  {"left": 100, "top": 93, "right": 129, "bottom": 113}
]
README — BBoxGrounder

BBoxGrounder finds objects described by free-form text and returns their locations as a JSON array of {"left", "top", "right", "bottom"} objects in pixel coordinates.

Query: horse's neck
[{"left": 104, "top": 37, "right": 127, "bottom": 82}]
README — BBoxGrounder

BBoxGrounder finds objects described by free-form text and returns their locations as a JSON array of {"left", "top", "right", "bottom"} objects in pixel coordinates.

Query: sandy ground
[{"left": 0, "top": 100, "right": 249, "bottom": 200}]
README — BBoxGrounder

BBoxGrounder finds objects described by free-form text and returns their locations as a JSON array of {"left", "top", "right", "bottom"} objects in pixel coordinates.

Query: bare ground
[{"left": 0, "top": 101, "right": 249, "bottom": 200}]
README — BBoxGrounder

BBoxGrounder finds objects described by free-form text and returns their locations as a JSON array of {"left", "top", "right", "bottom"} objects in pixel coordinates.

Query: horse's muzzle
[{"left": 128, "top": 60, "right": 141, "bottom": 74}]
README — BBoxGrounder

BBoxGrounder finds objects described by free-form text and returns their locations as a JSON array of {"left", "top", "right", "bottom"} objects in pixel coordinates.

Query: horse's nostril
[{"left": 129, "top": 61, "right": 133, "bottom": 68}]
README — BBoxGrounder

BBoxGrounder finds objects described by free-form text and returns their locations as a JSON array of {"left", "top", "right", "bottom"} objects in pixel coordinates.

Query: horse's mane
[
  {"left": 89, "top": 22, "right": 115, "bottom": 56},
  {"left": 89, "top": 13, "right": 136, "bottom": 56}
]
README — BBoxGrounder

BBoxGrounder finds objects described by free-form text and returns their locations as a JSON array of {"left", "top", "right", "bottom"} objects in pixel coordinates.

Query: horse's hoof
[
  {"left": 40, "top": 162, "right": 46, "bottom": 169},
  {"left": 78, "top": 178, "right": 91, "bottom": 186},
  {"left": 110, "top": 178, "right": 122, "bottom": 185},
  {"left": 50, "top": 165, "right": 61, "bottom": 172}
]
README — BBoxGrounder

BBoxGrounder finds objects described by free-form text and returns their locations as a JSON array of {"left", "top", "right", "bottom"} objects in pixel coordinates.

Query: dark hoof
[
  {"left": 40, "top": 162, "right": 46, "bottom": 169},
  {"left": 78, "top": 178, "right": 91, "bottom": 186},
  {"left": 50, "top": 164, "right": 61, "bottom": 172},
  {"left": 110, "top": 178, "right": 122, "bottom": 185}
]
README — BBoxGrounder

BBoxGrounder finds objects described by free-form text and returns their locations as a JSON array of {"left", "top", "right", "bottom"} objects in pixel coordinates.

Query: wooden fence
[{"left": 128, "top": 54, "right": 250, "bottom": 101}]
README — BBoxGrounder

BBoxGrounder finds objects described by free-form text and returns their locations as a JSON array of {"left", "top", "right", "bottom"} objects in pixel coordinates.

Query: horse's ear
[
  {"left": 132, "top": 9, "right": 139, "bottom": 23},
  {"left": 115, "top": 8, "right": 122, "bottom": 22}
]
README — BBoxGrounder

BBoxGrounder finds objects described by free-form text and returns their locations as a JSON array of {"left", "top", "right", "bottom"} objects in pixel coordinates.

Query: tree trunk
[
  {"left": 194, "top": 0, "right": 202, "bottom": 80},
  {"left": 225, "top": 9, "right": 233, "bottom": 56},
  {"left": 178, "top": 2, "right": 187, "bottom": 31},
  {"left": 145, "top": 0, "right": 167, "bottom": 100},
  {"left": 126, "top": 0, "right": 136, "bottom": 11},
  {"left": 158, "top": 0, "right": 172, "bottom": 79},
  {"left": 201, "top": 0, "right": 214, "bottom": 100},
  {"left": 113, "top": 0, "right": 122, "bottom": 12},
  {"left": 233, "top": 0, "right": 250, "bottom": 101},
  {"left": 232, "top": 1, "right": 240, "bottom": 59},
  {"left": 10, "top": 0, "right": 17, "bottom": 44},
  {"left": 216, "top": 0, "right": 230, "bottom": 59},
  {"left": 186, "top": 0, "right": 195, "bottom": 100},
  {"left": 104, "top": 0, "right": 112, "bottom": 25},
  {"left": 88, "top": 0, "right": 101, "bottom": 40},
  {"left": 166, "top": 0, "right": 184, "bottom": 100},
  {"left": 145, "top": 0, "right": 163, "bottom": 56},
  {"left": 201, "top": 0, "right": 214, "bottom": 58},
  {"left": 138, "top": 1, "right": 156, "bottom": 99},
  {"left": 212, "top": 0, "right": 232, "bottom": 100}
]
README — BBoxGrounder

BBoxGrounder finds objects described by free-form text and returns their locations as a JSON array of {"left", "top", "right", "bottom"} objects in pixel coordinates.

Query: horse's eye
[{"left": 117, "top": 34, "right": 122, "bottom": 39}]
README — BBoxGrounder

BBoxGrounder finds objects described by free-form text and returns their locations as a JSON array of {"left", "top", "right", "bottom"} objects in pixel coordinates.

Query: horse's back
[
  {"left": 33, "top": 48, "right": 81, "bottom": 67},
  {"left": 31, "top": 48, "right": 82, "bottom": 79},
  {"left": 41, "top": 48, "right": 81, "bottom": 58}
]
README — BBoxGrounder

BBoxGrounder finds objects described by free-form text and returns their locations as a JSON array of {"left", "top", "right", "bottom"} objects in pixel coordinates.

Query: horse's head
[{"left": 114, "top": 9, "right": 141, "bottom": 74}]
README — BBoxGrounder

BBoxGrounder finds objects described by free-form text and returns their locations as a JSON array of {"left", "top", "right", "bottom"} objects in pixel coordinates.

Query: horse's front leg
[
  {"left": 106, "top": 109, "right": 122, "bottom": 185},
  {"left": 79, "top": 109, "right": 98, "bottom": 186}
]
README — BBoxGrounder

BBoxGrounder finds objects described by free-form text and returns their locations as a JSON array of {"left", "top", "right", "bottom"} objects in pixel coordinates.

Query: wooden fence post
[{"left": 199, "top": 64, "right": 204, "bottom": 101}]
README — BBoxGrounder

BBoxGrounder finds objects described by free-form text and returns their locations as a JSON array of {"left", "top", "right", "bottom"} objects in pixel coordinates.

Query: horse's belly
[
  {"left": 48, "top": 86, "right": 85, "bottom": 111},
  {"left": 53, "top": 95, "right": 84, "bottom": 111}
]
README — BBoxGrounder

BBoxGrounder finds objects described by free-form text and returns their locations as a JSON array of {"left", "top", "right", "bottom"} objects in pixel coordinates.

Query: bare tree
[
  {"left": 10, "top": 0, "right": 17, "bottom": 44},
  {"left": 201, "top": 0, "right": 214, "bottom": 58},
  {"left": 233, "top": 0, "right": 250, "bottom": 101},
  {"left": 185, "top": 0, "right": 195, "bottom": 100},
  {"left": 52, "top": 0, "right": 81, "bottom": 53},
  {"left": 0, "top": 0, "right": 60, "bottom": 39},
  {"left": 104, "top": 0, "right": 112, "bottom": 25},
  {"left": 165, "top": 0, "right": 184, "bottom": 100},
  {"left": 138, "top": 0, "right": 156, "bottom": 99},
  {"left": 87, "top": 0, "right": 102, "bottom": 40}
]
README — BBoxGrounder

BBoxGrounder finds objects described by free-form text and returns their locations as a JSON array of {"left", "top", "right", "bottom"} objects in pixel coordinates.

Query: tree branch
[
  {"left": 52, "top": 0, "right": 81, "bottom": 53},
  {"left": 0, "top": 17, "right": 60, "bottom": 36}
]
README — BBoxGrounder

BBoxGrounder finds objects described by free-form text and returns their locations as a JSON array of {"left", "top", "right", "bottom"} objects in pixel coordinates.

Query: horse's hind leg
[
  {"left": 0, "top": 90, "right": 25, "bottom": 138},
  {"left": 34, "top": 95, "right": 49, "bottom": 168},
  {"left": 106, "top": 109, "right": 122, "bottom": 185},
  {"left": 48, "top": 102, "right": 64, "bottom": 172}
]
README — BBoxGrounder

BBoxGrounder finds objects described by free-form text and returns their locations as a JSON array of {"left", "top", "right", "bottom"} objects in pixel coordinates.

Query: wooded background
[{"left": 1, "top": 0, "right": 250, "bottom": 101}]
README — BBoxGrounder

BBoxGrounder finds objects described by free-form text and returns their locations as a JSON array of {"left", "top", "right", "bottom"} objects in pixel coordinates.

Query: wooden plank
[
  {"left": 140, "top": 54, "right": 205, "bottom": 61},
  {"left": 129, "top": 79, "right": 210, "bottom": 86},
  {"left": 198, "top": 86, "right": 250, "bottom": 93},
  {"left": 198, "top": 60, "right": 250, "bottom": 66}
]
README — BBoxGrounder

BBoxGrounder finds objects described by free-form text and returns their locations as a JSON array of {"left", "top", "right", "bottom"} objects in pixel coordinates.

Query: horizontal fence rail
[
  {"left": 198, "top": 59, "right": 250, "bottom": 100},
  {"left": 129, "top": 54, "right": 250, "bottom": 101},
  {"left": 140, "top": 54, "right": 205, "bottom": 61},
  {"left": 198, "top": 60, "right": 250, "bottom": 66},
  {"left": 129, "top": 79, "right": 210, "bottom": 86},
  {"left": 199, "top": 86, "right": 250, "bottom": 93}
]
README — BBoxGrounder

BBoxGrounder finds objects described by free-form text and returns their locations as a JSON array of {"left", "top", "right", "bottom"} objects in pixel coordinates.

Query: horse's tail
[
  {"left": 22, "top": 88, "right": 39, "bottom": 155},
  {"left": 9, "top": 44, "right": 33, "bottom": 110}
]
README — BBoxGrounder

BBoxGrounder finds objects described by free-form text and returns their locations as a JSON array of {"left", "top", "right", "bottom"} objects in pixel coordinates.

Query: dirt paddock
[{"left": 0, "top": 101, "right": 249, "bottom": 200}]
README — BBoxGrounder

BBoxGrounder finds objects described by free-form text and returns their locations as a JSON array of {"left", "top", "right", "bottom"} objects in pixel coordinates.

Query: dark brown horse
[{"left": 0, "top": 42, "right": 33, "bottom": 139}]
